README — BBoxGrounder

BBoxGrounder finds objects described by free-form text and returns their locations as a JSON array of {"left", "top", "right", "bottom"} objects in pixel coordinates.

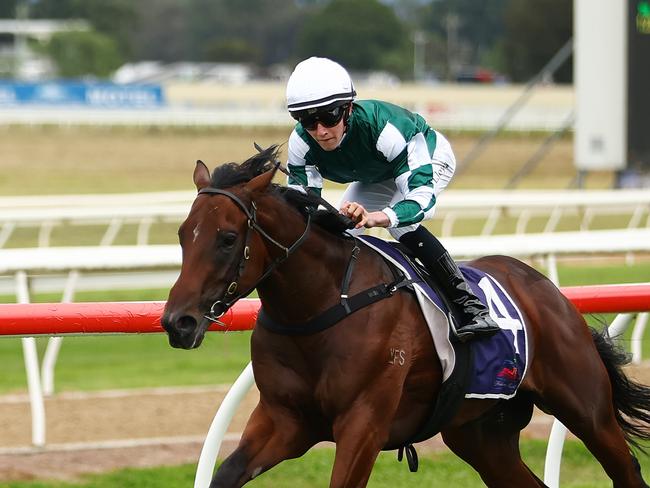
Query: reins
[{"left": 197, "top": 186, "right": 311, "bottom": 325}]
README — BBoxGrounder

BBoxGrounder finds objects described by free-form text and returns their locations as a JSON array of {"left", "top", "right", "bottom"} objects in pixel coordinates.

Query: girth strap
[{"left": 397, "top": 444, "right": 419, "bottom": 472}]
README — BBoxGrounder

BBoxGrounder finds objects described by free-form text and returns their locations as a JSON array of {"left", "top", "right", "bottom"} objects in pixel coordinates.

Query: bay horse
[{"left": 162, "top": 146, "right": 650, "bottom": 487}]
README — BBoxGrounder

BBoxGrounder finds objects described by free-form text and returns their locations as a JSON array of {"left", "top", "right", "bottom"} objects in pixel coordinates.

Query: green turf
[
  {"left": 0, "top": 332, "right": 252, "bottom": 394},
  {"left": 558, "top": 261, "right": 650, "bottom": 286},
  {"left": 0, "top": 440, "right": 647, "bottom": 487},
  {"left": 0, "top": 288, "right": 253, "bottom": 394}
]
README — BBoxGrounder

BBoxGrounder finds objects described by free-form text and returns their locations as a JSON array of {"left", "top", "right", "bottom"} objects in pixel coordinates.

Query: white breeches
[{"left": 338, "top": 130, "right": 456, "bottom": 239}]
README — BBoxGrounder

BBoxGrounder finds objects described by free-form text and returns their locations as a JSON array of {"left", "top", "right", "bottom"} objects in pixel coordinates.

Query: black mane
[
  {"left": 211, "top": 144, "right": 353, "bottom": 236},
  {"left": 210, "top": 144, "right": 279, "bottom": 189},
  {"left": 281, "top": 187, "right": 354, "bottom": 236}
]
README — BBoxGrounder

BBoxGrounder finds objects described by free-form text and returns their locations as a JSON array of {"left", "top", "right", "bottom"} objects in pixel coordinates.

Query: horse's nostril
[
  {"left": 177, "top": 315, "right": 197, "bottom": 333},
  {"left": 161, "top": 312, "right": 201, "bottom": 349}
]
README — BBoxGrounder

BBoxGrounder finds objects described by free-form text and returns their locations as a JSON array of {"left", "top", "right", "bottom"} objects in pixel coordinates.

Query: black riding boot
[{"left": 399, "top": 227, "right": 499, "bottom": 342}]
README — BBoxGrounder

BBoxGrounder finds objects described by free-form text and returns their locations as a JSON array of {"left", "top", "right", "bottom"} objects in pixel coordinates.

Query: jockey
[{"left": 284, "top": 56, "right": 499, "bottom": 343}]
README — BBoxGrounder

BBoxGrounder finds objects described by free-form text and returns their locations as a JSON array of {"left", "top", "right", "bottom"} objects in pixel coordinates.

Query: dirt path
[
  {"left": 1, "top": 363, "right": 648, "bottom": 482},
  {"left": 0, "top": 385, "right": 259, "bottom": 482}
]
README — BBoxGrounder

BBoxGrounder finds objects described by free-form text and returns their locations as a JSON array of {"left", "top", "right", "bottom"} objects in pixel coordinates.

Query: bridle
[
  {"left": 196, "top": 182, "right": 413, "bottom": 338},
  {"left": 196, "top": 186, "right": 311, "bottom": 325}
]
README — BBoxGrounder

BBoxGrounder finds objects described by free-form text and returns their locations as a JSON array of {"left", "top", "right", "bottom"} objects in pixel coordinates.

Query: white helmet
[{"left": 286, "top": 57, "right": 356, "bottom": 112}]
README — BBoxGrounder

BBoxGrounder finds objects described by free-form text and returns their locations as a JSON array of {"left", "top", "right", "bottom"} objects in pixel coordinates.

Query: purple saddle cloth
[{"left": 359, "top": 235, "right": 528, "bottom": 399}]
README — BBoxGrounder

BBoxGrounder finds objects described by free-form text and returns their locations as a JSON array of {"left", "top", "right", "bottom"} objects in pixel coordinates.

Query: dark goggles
[{"left": 291, "top": 103, "right": 349, "bottom": 131}]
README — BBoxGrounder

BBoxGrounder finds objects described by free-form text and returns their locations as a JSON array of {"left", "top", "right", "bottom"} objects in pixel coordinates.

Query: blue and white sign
[{"left": 0, "top": 81, "right": 165, "bottom": 107}]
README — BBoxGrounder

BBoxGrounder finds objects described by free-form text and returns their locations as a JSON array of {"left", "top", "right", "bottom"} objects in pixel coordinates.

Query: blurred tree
[
  {"left": 502, "top": 0, "right": 573, "bottom": 83},
  {"left": 29, "top": 0, "right": 136, "bottom": 58},
  {"left": 295, "top": 0, "right": 412, "bottom": 78},
  {"left": 0, "top": 1, "right": 18, "bottom": 18},
  {"left": 44, "top": 30, "right": 122, "bottom": 78},
  {"left": 2, "top": 0, "right": 575, "bottom": 84},
  {"left": 419, "top": 0, "right": 506, "bottom": 79},
  {"left": 129, "top": 0, "right": 191, "bottom": 62},
  {"left": 185, "top": 0, "right": 303, "bottom": 66},
  {"left": 389, "top": 0, "right": 435, "bottom": 24},
  {"left": 205, "top": 38, "right": 260, "bottom": 63},
  {"left": 386, "top": 0, "right": 449, "bottom": 80}
]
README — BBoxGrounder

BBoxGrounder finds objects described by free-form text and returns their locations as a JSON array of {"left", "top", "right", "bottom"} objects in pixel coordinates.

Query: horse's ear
[
  {"left": 247, "top": 166, "right": 278, "bottom": 193},
  {"left": 193, "top": 160, "right": 211, "bottom": 191}
]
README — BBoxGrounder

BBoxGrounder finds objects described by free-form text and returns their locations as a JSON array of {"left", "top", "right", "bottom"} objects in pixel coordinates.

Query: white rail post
[
  {"left": 37, "top": 221, "right": 55, "bottom": 247},
  {"left": 15, "top": 271, "right": 46, "bottom": 447},
  {"left": 137, "top": 217, "right": 154, "bottom": 246},
  {"left": 546, "top": 253, "right": 559, "bottom": 285},
  {"left": 100, "top": 218, "right": 123, "bottom": 246},
  {"left": 544, "top": 421, "right": 568, "bottom": 488},
  {"left": 194, "top": 362, "right": 255, "bottom": 488},
  {"left": 0, "top": 222, "right": 16, "bottom": 248},
  {"left": 41, "top": 337, "right": 63, "bottom": 397},
  {"left": 41, "top": 270, "right": 79, "bottom": 396},
  {"left": 631, "top": 312, "right": 648, "bottom": 364},
  {"left": 608, "top": 313, "right": 634, "bottom": 338}
]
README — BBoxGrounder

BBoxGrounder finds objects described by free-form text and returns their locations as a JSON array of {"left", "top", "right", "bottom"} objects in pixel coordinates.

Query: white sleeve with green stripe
[
  {"left": 286, "top": 129, "right": 323, "bottom": 197},
  {"left": 375, "top": 123, "right": 436, "bottom": 227}
]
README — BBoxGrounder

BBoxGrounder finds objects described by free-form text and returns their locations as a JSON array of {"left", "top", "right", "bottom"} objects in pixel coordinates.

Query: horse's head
[{"left": 161, "top": 147, "right": 280, "bottom": 349}]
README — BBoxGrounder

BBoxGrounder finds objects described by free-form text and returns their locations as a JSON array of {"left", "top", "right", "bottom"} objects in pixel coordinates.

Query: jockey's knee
[{"left": 389, "top": 224, "right": 421, "bottom": 241}]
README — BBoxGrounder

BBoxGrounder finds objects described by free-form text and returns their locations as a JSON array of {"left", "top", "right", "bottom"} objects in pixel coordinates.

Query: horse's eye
[{"left": 219, "top": 232, "right": 238, "bottom": 249}]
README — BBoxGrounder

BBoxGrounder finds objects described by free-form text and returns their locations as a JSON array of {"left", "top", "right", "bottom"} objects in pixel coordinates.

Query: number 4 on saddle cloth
[{"left": 359, "top": 235, "right": 529, "bottom": 401}]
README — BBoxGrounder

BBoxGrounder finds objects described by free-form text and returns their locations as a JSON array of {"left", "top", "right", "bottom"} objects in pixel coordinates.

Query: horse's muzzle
[{"left": 161, "top": 311, "right": 205, "bottom": 349}]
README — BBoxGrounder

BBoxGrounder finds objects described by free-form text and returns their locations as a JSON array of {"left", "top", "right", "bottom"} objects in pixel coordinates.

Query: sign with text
[{"left": 0, "top": 81, "right": 165, "bottom": 107}]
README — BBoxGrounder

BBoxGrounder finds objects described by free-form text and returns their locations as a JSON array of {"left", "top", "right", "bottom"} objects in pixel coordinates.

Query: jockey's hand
[{"left": 340, "top": 201, "right": 390, "bottom": 229}]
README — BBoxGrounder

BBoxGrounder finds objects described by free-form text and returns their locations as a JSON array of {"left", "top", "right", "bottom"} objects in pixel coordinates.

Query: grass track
[
  {"left": 0, "top": 440, "right": 648, "bottom": 487},
  {"left": 0, "top": 126, "right": 614, "bottom": 197}
]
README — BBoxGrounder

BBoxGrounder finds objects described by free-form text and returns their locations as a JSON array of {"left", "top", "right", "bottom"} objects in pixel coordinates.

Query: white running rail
[{"left": 1, "top": 189, "right": 648, "bottom": 247}]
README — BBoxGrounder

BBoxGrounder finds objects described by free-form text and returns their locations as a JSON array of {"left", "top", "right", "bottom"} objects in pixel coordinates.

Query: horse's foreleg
[
  {"left": 328, "top": 404, "right": 393, "bottom": 488},
  {"left": 210, "top": 403, "right": 314, "bottom": 488}
]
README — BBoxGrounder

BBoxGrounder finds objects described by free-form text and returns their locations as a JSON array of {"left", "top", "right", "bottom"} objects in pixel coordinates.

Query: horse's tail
[{"left": 592, "top": 327, "right": 650, "bottom": 452}]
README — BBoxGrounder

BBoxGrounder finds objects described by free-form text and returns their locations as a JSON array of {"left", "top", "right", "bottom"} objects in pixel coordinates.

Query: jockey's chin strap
[{"left": 197, "top": 186, "right": 311, "bottom": 325}]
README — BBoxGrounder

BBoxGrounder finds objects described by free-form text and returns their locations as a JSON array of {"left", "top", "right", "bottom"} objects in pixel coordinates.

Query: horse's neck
[{"left": 256, "top": 205, "right": 352, "bottom": 324}]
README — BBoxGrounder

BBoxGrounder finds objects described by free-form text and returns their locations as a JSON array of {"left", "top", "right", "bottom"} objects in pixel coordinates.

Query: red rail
[
  {"left": 560, "top": 283, "right": 650, "bottom": 314},
  {"left": 0, "top": 299, "right": 260, "bottom": 336},
  {"left": 0, "top": 284, "right": 648, "bottom": 336}
]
